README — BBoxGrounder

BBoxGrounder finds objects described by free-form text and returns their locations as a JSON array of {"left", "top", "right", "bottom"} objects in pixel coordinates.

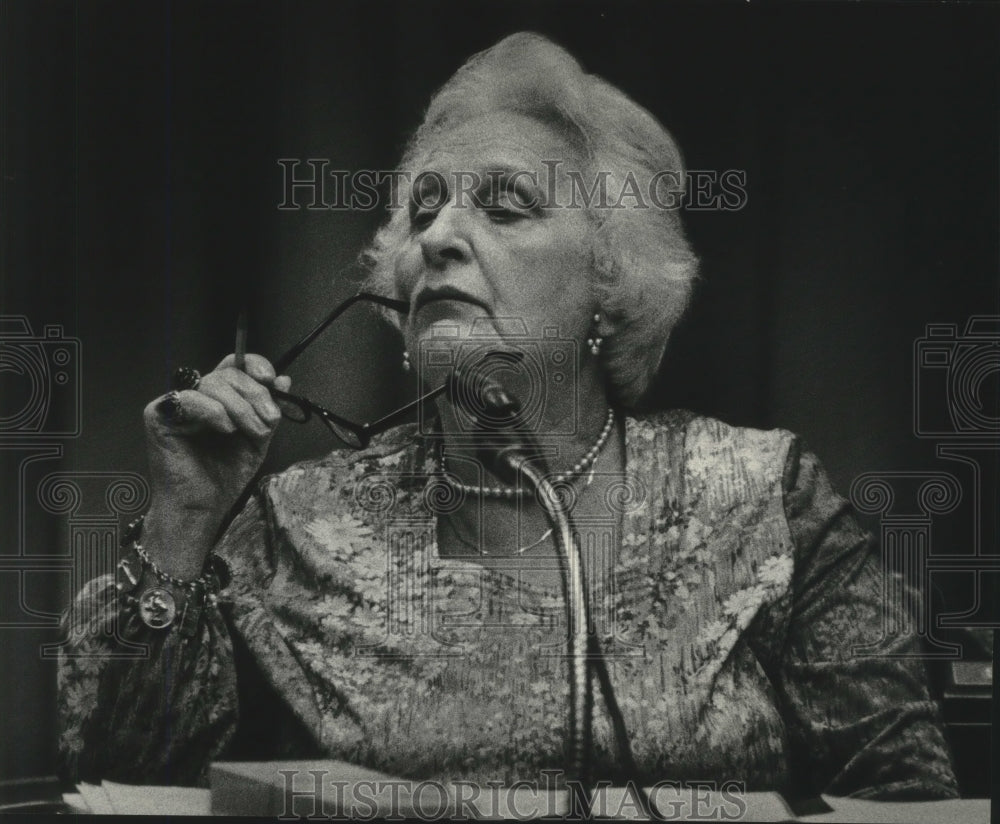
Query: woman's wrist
[
  {"left": 142, "top": 501, "right": 223, "bottom": 580},
  {"left": 115, "top": 514, "right": 230, "bottom": 637}
]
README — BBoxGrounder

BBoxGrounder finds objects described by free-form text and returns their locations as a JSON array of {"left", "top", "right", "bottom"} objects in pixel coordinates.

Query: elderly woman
[{"left": 59, "top": 33, "right": 958, "bottom": 802}]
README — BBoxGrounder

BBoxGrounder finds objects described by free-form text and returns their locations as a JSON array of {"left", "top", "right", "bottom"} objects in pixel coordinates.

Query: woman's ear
[{"left": 591, "top": 307, "right": 617, "bottom": 339}]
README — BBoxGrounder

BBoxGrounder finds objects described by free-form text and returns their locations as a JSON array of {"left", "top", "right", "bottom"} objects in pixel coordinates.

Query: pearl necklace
[
  {"left": 437, "top": 407, "right": 615, "bottom": 499},
  {"left": 442, "top": 453, "right": 601, "bottom": 555}
]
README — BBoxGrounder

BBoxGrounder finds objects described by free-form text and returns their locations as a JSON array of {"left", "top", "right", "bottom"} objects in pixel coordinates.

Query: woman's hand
[{"left": 140, "top": 354, "right": 291, "bottom": 579}]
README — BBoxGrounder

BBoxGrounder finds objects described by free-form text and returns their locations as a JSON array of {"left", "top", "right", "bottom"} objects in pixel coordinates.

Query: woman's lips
[
  {"left": 418, "top": 296, "right": 473, "bottom": 311},
  {"left": 416, "top": 298, "right": 486, "bottom": 326},
  {"left": 414, "top": 288, "right": 492, "bottom": 317}
]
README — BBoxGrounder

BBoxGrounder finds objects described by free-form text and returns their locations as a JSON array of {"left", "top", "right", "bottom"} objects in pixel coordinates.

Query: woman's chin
[{"left": 410, "top": 307, "right": 494, "bottom": 352}]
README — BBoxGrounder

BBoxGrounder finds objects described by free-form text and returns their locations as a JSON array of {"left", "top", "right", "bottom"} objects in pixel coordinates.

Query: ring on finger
[
  {"left": 171, "top": 366, "right": 202, "bottom": 391},
  {"left": 157, "top": 390, "right": 189, "bottom": 424}
]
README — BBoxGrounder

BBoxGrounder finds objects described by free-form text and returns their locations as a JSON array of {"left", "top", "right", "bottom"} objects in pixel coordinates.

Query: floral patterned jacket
[{"left": 58, "top": 410, "right": 959, "bottom": 799}]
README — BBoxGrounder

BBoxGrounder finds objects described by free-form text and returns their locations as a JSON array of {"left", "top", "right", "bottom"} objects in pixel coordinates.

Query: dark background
[{"left": 2, "top": 0, "right": 997, "bottom": 793}]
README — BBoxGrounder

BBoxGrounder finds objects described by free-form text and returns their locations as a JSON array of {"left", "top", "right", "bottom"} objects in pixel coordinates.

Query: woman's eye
[
  {"left": 410, "top": 207, "right": 437, "bottom": 231},
  {"left": 408, "top": 173, "right": 447, "bottom": 231},
  {"left": 479, "top": 188, "right": 536, "bottom": 221},
  {"left": 484, "top": 204, "right": 524, "bottom": 222}
]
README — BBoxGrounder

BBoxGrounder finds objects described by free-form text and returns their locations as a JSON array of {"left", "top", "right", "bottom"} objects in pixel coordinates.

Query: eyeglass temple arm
[
  {"left": 274, "top": 291, "right": 409, "bottom": 374},
  {"left": 268, "top": 373, "right": 445, "bottom": 445},
  {"left": 361, "top": 382, "right": 448, "bottom": 437},
  {"left": 360, "top": 351, "right": 528, "bottom": 437}
]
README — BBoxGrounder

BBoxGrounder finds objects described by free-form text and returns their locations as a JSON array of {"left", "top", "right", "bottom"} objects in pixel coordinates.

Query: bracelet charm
[
  {"left": 116, "top": 556, "right": 142, "bottom": 593},
  {"left": 138, "top": 587, "right": 178, "bottom": 629},
  {"left": 177, "top": 594, "right": 203, "bottom": 637}
]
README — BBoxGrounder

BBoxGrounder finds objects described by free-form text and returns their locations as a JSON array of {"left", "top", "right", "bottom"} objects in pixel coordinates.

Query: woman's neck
[
  {"left": 433, "top": 387, "right": 614, "bottom": 490},
  {"left": 433, "top": 412, "right": 627, "bottom": 575}
]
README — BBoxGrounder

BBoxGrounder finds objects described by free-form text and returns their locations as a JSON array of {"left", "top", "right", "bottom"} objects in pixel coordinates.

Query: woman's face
[{"left": 393, "top": 112, "right": 596, "bottom": 385}]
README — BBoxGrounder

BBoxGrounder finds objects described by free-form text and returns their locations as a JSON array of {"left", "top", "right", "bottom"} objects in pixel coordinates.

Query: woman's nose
[{"left": 419, "top": 200, "right": 473, "bottom": 267}]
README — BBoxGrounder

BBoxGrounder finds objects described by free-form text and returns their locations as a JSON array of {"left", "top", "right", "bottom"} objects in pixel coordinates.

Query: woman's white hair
[{"left": 362, "top": 32, "right": 699, "bottom": 409}]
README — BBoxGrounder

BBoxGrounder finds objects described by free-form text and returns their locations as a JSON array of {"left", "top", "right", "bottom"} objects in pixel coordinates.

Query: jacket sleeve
[
  {"left": 56, "top": 495, "right": 269, "bottom": 788},
  {"left": 770, "top": 438, "right": 960, "bottom": 800}
]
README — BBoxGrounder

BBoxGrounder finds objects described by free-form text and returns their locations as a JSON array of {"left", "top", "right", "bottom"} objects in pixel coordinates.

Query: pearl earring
[
  {"left": 586, "top": 313, "right": 604, "bottom": 356},
  {"left": 402, "top": 350, "right": 411, "bottom": 372}
]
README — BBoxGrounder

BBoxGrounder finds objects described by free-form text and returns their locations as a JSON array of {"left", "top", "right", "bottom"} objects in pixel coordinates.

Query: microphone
[
  {"left": 443, "top": 359, "right": 664, "bottom": 820},
  {"left": 445, "top": 361, "right": 595, "bottom": 808},
  {"left": 444, "top": 354, "right": 522, "bottom": 425},
  {"left": 444, "top": 357, "right": 540, "bottom": 486}
]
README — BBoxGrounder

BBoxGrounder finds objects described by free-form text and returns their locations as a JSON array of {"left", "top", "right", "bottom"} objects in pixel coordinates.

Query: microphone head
[
  {"left": 446, "top": 352, "right": 524, "bottom": 431},
  {"left": 444, "top": 351, "right": 549, "bottom": 484}
]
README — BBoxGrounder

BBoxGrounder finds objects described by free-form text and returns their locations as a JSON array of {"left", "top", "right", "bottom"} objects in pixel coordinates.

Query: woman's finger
[
  {"left": 215, "top": 353, "right": 277, "bottom": 383},
  {"left": 214, "top": 367, "right": 282, "bottom": 426},
  {"left": 196, "top": 375, "right": 274, "bottom": 439},
  {"left": 144, "top": 391, "right": 237, "bottom": 435}
]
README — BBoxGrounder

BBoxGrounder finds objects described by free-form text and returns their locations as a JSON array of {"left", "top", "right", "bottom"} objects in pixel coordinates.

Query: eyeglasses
[{"left": 263, "top": 291, "right": 446, "bottom": 449}]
